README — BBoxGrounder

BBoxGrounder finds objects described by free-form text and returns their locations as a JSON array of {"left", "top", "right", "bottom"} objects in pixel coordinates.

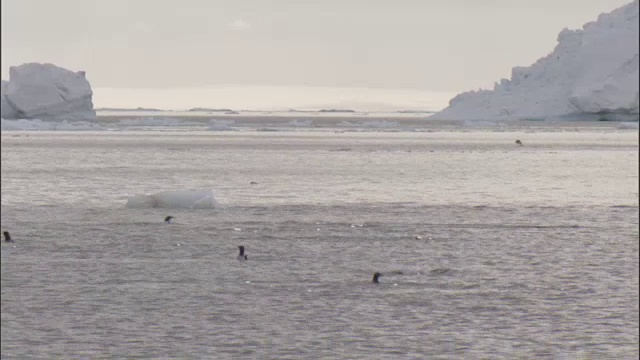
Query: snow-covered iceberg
[
  {"left": 1, "top": 80, "right": 18, "bottom": 119},
  {"left": 1, "top": 63, "right": 96, "bottom": 121},
  {"left": 126, "top": 189, "right": 218, "bottom": 209},
  {"left": 434, "top": 1, "right": 639, "bottom": 121}
]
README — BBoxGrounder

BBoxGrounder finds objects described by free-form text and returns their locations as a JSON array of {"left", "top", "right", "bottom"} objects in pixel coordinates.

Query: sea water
[{"left": 1, "top": 122, "right": 638, "bottom": 358}]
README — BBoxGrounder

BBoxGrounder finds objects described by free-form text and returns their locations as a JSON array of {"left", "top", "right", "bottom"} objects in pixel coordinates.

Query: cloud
[
  {"left": 132, "top": 21, "right": 154, "bottom": 34},
  {"left": 228, "top": 19, "right": 252, "bottom": 31}
]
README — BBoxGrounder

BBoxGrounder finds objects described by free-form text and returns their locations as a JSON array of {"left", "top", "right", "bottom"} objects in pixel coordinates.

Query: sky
[{"left": 1, "top": 0, "right": 633, "bottom": 110}]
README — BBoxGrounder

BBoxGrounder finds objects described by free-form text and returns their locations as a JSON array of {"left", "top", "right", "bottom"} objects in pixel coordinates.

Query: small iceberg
[{"left": 126, "top": 188, "right": 217, "bottom": 209}]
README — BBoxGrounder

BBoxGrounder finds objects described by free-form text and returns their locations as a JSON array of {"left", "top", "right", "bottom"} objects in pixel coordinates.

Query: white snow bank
[
  {"left": 1, "top": 63, "right": 96, "bottom": 121},
  {"left": 126, "top": 189, "right": 217, "bottom": 209},
  {"left": 434, "top": 1, "right": 639, "bottom": 121},
  {"left": 1, "top": 118, "right": 104, "bottom": 131}
]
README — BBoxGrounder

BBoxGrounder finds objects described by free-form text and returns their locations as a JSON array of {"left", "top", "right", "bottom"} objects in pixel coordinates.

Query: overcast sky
[{"left": 0, "top": 0, "right": 632, "bottom": 108}]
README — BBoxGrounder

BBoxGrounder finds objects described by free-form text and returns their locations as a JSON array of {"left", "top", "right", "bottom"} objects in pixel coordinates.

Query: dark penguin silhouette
[
  {"left": 3, "top": 231, "right": 13, "bottom": 243},
  {"left": 372, "top": 272, "right": 382, "bottom": 284},
  {"left": 164, "top": 216, "right": 174, "bottom": 224},
  {"left": 515, "top": 140, "right": 523, "bottom": 146},
  {"left": 238, "top": 245, "right": 248, "bottom": 261}
]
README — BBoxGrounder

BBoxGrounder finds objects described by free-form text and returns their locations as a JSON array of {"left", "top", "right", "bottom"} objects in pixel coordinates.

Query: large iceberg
[
  {"left": 126, "top": 189, "right": 218, "bottom": 209},
  {"left": 1, "top": 63, "right": 96, "bottom": 121},
  {"left": 1, "top": 80, "right": 18, "bottom": 118},
  {"left": 434, "top": 1, "right": 639, "bottom": 121}
]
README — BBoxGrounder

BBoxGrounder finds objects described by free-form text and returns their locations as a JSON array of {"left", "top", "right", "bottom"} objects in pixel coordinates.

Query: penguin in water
[
  {"left": 3, "top": 231, "right": 13, "bottom": 243},
  {"left": 164, "top": 216, "right": 174, "bottom": 224},
  {"left": 372, "top": 272, "right": 382, "bottom": 284},
  {"left": 238, "top": 245, "right": 248, "bottom": 261},
  {"left": 515, "top": 140, "right": 523, "bottom": 146}
]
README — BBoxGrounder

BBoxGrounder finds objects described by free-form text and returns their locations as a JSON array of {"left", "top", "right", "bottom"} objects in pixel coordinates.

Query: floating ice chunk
[
  {"left": 117, "top": 117, "right": 200, "bottom": 127},
  {"left": 287, "top": 119, "right": 313, "bottom": 127},
  {"left": 1, "top": 118, "right": 52, "bottom": 130},
  {"left": 362, "top": 120, "right": 399, "bottom": 128},
  {"left": 208, "top": 119, "right": 237, "bottom": 131},
  {"left": 338, "top": 121, "right": 359, "bottom": 127},
  {"left": 54, "top": 121, "right": 103, "bottom": 130},
  {"left": 462, "top": 120, "right": 499, "bottom": 128},
  {"left": 617, "top": 121, "right": 639, "bottom": 129},
  {"left": 1, "top": 118, "right": 104, "bottom": 131},
  {"left": 126, "top": 189, "right": 217, "bottom": 209},
  {"left": 336, "top": 120, "right": 399, "bottom": 129}
]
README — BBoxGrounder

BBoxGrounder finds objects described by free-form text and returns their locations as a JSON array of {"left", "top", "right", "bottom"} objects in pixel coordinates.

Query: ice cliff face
[
  {"left": 434, "top": 1, "right": 639, "bottom": 121},
  {"left": 1, "top": 80, "right": 16, "bottom": 119},
  {"left": 1, "top": 63, "right": 96, "bottom": 121}
]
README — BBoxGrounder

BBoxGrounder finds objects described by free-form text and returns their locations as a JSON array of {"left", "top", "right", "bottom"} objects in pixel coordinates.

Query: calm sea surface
[{"left": 1, "top": 123, "right": 638, "bottom": 359}]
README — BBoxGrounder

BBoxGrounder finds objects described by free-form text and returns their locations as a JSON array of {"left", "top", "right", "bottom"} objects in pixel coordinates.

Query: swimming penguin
[
  {"left": 238, "top": 245, "right": 248, "bottom": 261},
  {"left": 515, "top": 140, "right": 523, "bottom": 146},
  {"left": 372, "top": 272, "right": 382, "bottom": 284},
  {"left": 3, "top": 231, "right": 13, "bottom": 243},
  {"left": 164, "top": 216, "right": 174, "bottom": 224}
]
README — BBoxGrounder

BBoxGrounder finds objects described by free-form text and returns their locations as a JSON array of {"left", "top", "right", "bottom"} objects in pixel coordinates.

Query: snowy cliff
[
  {"left": 434, "top": 1, "right": 639, "bottom": 121},
  {"left": 1, "top": 63, "right": 96, "bottom": 121}
]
